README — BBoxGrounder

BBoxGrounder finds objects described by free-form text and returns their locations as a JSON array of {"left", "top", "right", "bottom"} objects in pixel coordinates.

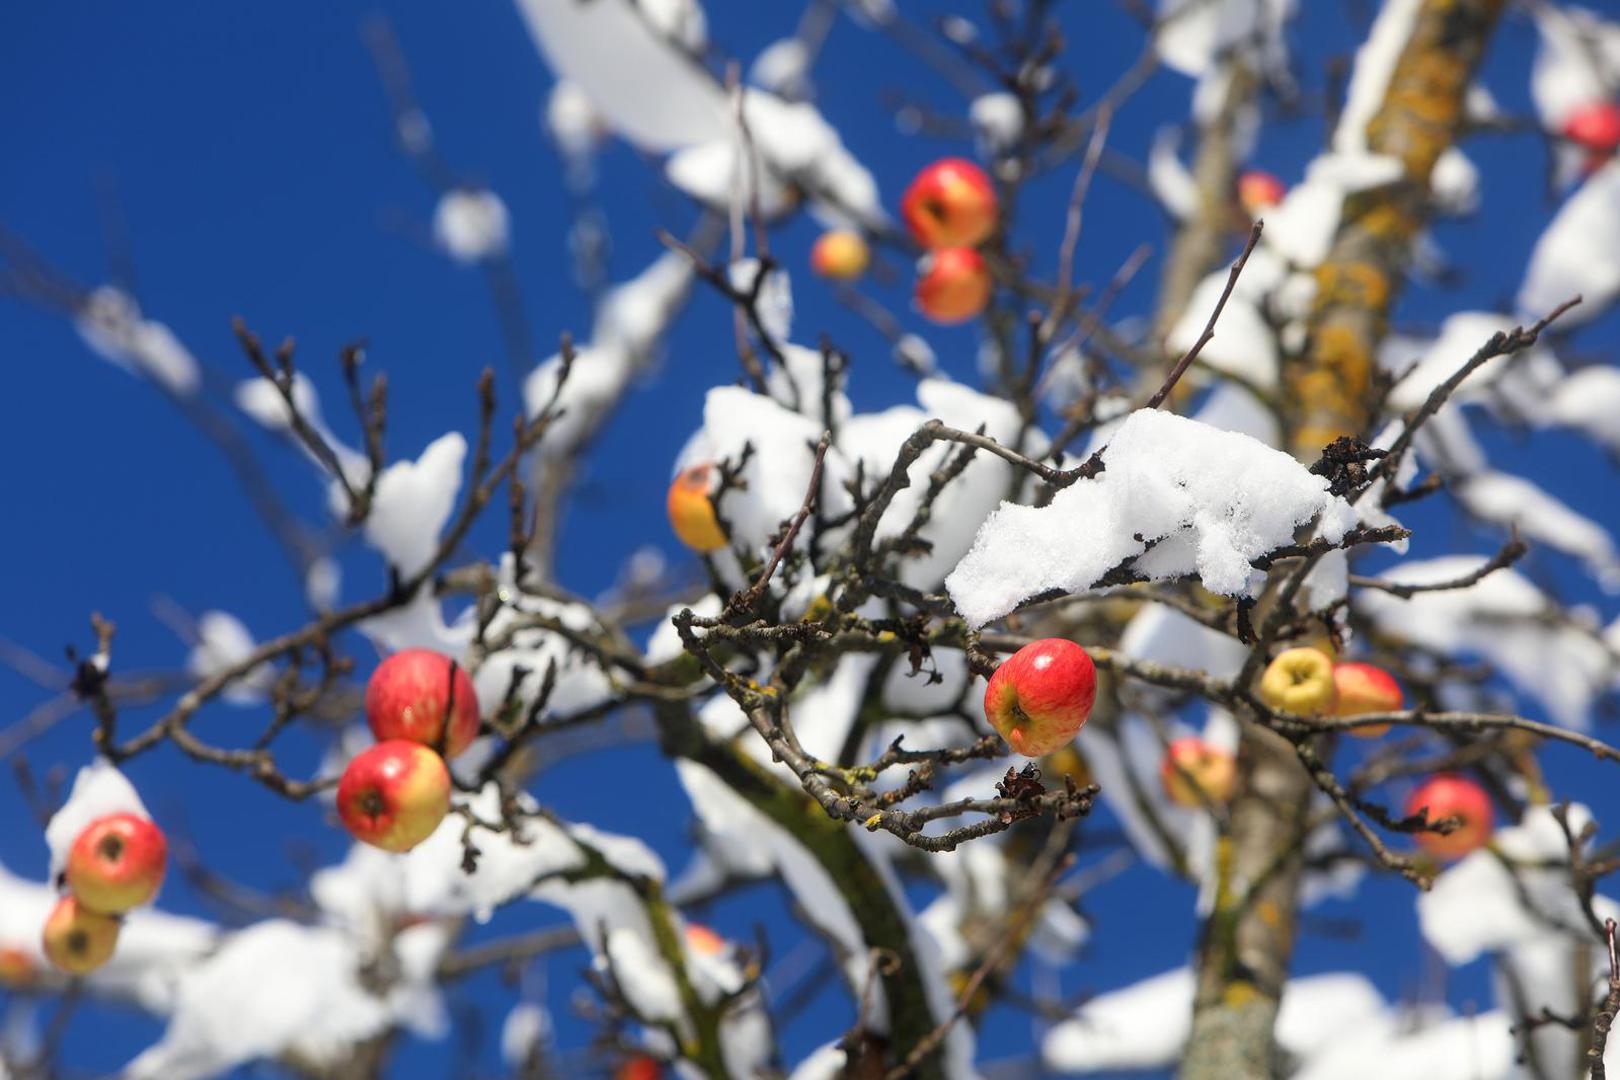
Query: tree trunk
[
  {"left": 1183, "top": 5, "right": 1507, "bottom": 1077},
  {"left": 1286, "top": 0, "right": 1508, "bottom": 459}
]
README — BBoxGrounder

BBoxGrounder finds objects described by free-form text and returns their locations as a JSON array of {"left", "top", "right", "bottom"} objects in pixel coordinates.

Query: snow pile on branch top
[
  {"left": 1518, "top": 159, "right": 1620, "bottom": 325},
  {"left": 945, "top": 409, "right": 1356, "bottom": 627}
]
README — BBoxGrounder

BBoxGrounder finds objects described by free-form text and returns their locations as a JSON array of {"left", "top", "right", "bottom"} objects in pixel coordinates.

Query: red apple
[
  {"left": 1237, "top": 169, "right": 1285, "bottom": 216},
  {"left": 1563, "top": 101, "right": 1620, "bottom": 175},
  {"left": 1159, "top": 737, "right": 1237, "bottom": 808},
  {"left": 366, "top": 649, "right": 481, "bottom": 759},
  {"left": 983, "top": 639, "right": 1097, "bottom": 756},
  {"left": 810, "top": 230, "right": 870, "bottom": 281},
  {"left": 41, "top": 896, "right": 119, "bottom": 976},
  {"left": 1331, "top": 662, "right": 1403, "bottom": 738},
  {"left": 667, "top": 464, "right": 728, "bottom": 553},
  {"left": 617, "top": 1057, "right": 662, "bottom": 1080},
  {"left": 1258, "top": 647, "right": 1336, "bottom": 716},
  {"left": 0, "top": 945, "right": 38, "bottom": 987},
  {"left": 915, "top": 247, "right": 991, "bottom": 325},
  {"left": 65, "top": 812, "right": 167, "bottom": 915},
  {"left": 337, "top": 740, "right": 452, "bottom": 853},
  {"left": 901, "top": 157, "right": 998, "bottom": 249},
  {"left": 1405, "top": 773, "right": 1494, "bottom": 861}
]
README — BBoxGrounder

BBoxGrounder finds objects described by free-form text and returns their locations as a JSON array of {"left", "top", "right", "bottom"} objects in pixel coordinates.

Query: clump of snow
[
  {"left": 1357, "top": 557, "right": 1616, "bottom": 729},
  {"left": 123, "top": 919, "right": 445, "bottom": 1080},
  {"left": 677, "top": 386, "right": 855, "bottom": 556},
  {"left": 751, "top": 37, "right": 811, "bottom": 100},
  {"left": 1044, "top": 966, "right": 1393, "bottom": 1073},
  {"left": 1545, "top": 364, "right": 1620, "bottom": 453},
  {"left": 946, "top": 409, "right": 1356, "bottom": 627},
  {"left": 364, "top": 432, "right": 466, "bottom": 579},
  {"left": 1417, "top": 804, "right": 1620, "bottom": 1078},
  {"left": 0, "top": 859, "right": 216, "bottom": 1013},
  {"left": 1383, "top": 311, "right": 1556, "bottom": 413},
  {"left": 525, "top": 251, "right": 694, "bottom": 457},
  {"left": 728, "top": 258, "right": 792, "bottom": 343},
  {"left": 500, "top": 1002, "right": 551, "bottom": 1066},
  {"left": 1155, "top": 0, "right": 1293, "bottom": 80},
  {"left": 1294, "top": 1010, "right": 1515, "bottom": 1080},
  {"left": 1518, "top": 160, "right": 1620, "bottom": 325},
  {"left": 75, "top": 287, "right": 201, "bottom": 396},
  {"left": 1264, "top": 152, "right": 1402, "bottom": 267},
  {"left": 1332, "top": 0, "right": 1422, "bottom": 154},
  {"left": 970, "top": 92, "right": 1024, "bottom": 156},
  {"left": 1148, "top": 127, "right": 1198, "bottom": 221},
  {"left": 233, "top": 372, "right": 371, "bottom": 497},
  {"left": 186, "top": 611, "right": 270, "bottom": 705},
  {"left": 635, "top": 0, "right": 707, "bottom": 52},
  {"left": 516, "top": 0, "right": 728, "bottom": 152},
  {"left": 1455, "top": 471, "right": 1620, "bottom": 589},
  {"left": 545, "top": 79, "right": 604, "bottom": 169},
  {"left": 432, "top": 188, "right": 510, "bottom": 264}
]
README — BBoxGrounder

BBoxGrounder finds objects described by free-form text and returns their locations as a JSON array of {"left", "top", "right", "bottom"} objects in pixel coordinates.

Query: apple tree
[{"left": 4, "top": 2, "right": 1620, "bottom": 1079}]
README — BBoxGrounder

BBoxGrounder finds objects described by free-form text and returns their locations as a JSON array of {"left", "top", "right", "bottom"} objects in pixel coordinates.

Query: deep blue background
[{"left": 0, "top": 4, "right": 1615, "bottom": 1077}]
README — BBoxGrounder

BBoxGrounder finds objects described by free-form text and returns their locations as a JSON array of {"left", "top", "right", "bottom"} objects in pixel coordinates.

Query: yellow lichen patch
[
  {"left": 1257, "top": 899, "right": 1283, "bottom": 928},
  {"left": 1222, "top": 980, "right": 1261, "bottom": 1008}
]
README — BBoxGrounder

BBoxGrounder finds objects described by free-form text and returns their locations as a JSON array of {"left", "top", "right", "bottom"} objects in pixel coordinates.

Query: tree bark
[{"left": 1286, "top": 0, "right": 1508, "bottom": 459}]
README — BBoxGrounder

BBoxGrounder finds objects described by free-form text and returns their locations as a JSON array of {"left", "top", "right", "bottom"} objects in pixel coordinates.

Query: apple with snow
[
  {"left": 1257, "top": 647, "right": 1336, "bottom": 716},
  {"left": 64, "top": 812, "right": 168, "bottom": 915},
  {"left": 1561, "top": 100, "right": 1620, "bottom": 174},
  {"left": 1331, "top": 661, "right": 1403, "bottom": 738},
  {"left": 901, "top": 157, "right": 998, "bottom": 249},
  {"left": 1405, "top": 774, "right": 1494, "bottom": 861},
  {"left": 809, "top": 230, "right": 870, "bottom": 281},
  {"left": 915, "top": 246, "right": 991, "bottom": 324},
  {"left": 1159, "top": 737, "right": 1237, "bottom": 808},
  {"left": 366, "top": 648, "right": 481, "bottom": 759},
  {"left": 336, "top": 740, "right": 451, "bottom": 853},
  {"left": 1237, "top": 169, "right": 1285, "bottom": 216},
  {"left": 983, "top": 639, "right": 1097, "bottom": 757},
  {"left": 41, "top": 895, "right": 119, "bottom": 976},
  {"left": 666, "top": 463, "right": 728, "bottom": 553}
]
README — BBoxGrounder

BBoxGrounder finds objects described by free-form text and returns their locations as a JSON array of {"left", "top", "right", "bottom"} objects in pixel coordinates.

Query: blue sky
[{"left": 1, "top": 3, "right": 1616, "bottom": 1077}]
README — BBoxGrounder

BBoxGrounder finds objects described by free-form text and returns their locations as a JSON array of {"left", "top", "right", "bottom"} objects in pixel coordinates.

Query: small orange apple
[
  {"left": 1258, "top": 647, "right": 1336, "bottom": 716},
  {"left": 809, "top": 230, "right": 870, "bottom": 281},
  {"left": 685, "top": 923, "right": 726, "bottom": 957},
  {"left": 65, "top": 812, "right": 168, "bottom": 915},
  {"left": 1159, "top": 737, "right": 1237, "bottom": 808},
  {"left": 0, "top": 945, "right": 38, "bottom": 987},
  {"left": 1237, "top": 169, "right": 1285, "bottom": 216},
  {"left": 666, "top": 464, "right": 728, "bottom": 553},
  {"left": 915, "top": 247, "right": 991, "bottom": 325},
  {"left": 337, "top": 740, "right": 452, "bottom": 853},
  {"left": 901, "top": 157, "right": 998, "bottom": 249},
  {"left": 1331, "top": 662, "right": 1403, "bottom": 738},
  {"left": 41, "top": 896, "right": 119, "bottom": 976}
]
